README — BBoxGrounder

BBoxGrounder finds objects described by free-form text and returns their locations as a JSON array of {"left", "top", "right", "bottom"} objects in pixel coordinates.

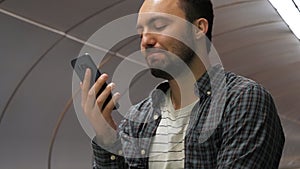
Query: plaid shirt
[{"left": 92, "top": 65, "right": 285, "bottom": 169}]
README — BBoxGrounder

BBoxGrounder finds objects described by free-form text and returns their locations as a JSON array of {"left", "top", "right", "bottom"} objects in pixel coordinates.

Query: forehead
[
  {"left": 137, "top": 0, "right": 186, "bottom": 27},
  {"left": 138, "top": 0, "right": 185, "bottom": 18}
]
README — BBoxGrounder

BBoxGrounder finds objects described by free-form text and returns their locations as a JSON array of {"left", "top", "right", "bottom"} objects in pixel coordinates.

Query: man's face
[{"left": 137, "top": 0, "right": 195, "bottom": 79}]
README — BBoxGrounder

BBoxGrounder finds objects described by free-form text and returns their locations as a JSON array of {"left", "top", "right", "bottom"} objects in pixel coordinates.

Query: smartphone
[{"left": 71, "top": 54, "right": 118, "bottom": 110}]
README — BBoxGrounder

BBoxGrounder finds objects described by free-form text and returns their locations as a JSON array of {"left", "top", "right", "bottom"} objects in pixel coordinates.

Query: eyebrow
[{"left": 136, "top": 16, "right": 169, "bottom": 29}]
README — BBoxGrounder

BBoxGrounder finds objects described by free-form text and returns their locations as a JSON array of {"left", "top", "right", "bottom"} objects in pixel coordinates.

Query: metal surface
[{"left": 0, "top": 0, "right": 299, "bottom": 168}]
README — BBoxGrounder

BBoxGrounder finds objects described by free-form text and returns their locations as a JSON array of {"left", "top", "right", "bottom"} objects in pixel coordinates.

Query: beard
[{"left": 149, "top": 41, "right": 195, "bottom": 80}]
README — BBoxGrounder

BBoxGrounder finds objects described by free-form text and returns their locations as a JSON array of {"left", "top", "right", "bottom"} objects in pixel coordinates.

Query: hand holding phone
[
  {"left": 71, "top": 54, "right": 118, "bottom": 110},
  {"left": 71, "top": 53, "right": 120, "bottom": 144}
]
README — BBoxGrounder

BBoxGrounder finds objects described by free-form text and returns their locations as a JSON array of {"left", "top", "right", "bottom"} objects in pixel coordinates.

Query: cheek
[
  {"left": 168, "top": 25, "right": 193, "bottom": 48},
  {"left": 157, "top": 36, "right": 175, "bottom": 51}
]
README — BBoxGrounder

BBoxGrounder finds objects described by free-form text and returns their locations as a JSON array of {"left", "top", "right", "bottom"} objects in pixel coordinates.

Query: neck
[{"left": 169, "top": 57, "right": 206, "bottom": 110}]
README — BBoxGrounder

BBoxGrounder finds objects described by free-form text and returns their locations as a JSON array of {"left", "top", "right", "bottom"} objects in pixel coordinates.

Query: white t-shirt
[{"left": 149, "top": 89, "right": 198, "bottom": 169}]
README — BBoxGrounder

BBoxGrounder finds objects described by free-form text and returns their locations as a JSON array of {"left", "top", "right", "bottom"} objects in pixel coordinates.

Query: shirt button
[
  {"left": 110, "top": 155, "right": 116, "bottom": 160},
  {"left": 118, "top": 150, "right": 123, "bottom": 155},
  {"left": 153, "top": 114, "right": 159, "bottom": 120},
  {"left": 141, "top": 149, "right": 146, "bottom": 155},
  {"left": 207, "top": 91, "right": 211, "bottom": 95}
]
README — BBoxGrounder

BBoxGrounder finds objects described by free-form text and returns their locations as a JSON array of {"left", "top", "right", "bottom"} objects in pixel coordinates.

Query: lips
[
  {"left": 145, "top": 48, "right": 165, "bottom": 57},
  {"left": 147, "top": 51, "right": 164, "bottom": 58},
  {"left": 146, "top": 51, "right": 164, "bottom": 65}
]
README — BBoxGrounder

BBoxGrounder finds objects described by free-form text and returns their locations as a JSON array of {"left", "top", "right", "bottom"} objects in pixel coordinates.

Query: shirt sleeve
[
  {"left": 217, "top": 85, "right": 285, "bottom": 169},
  {"left": 91, "top": 138, "right": 127, "bottom": 169}
]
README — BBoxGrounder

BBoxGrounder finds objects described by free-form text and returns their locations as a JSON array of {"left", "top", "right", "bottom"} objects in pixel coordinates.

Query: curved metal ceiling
[{"left": 0, "top": 0, "right": 299, "bottom": 168}]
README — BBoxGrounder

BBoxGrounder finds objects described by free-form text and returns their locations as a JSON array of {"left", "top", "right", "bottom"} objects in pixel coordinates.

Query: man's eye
[
  {"left": 154, "top": 24, "right": 167, "bottom": 30},
  {"left": 153, "top": 20, "right": 168, "bottom": 30}
]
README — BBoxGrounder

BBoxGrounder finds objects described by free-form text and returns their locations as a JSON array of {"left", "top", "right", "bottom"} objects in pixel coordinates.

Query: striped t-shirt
[{"left": 148, "top": 89, "right": 198, "bottom": 169}]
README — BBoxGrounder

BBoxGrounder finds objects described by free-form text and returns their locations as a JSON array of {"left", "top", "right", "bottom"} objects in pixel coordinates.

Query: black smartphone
[{"left": 71, "top": 54, "right": 118, "bottom": 110}]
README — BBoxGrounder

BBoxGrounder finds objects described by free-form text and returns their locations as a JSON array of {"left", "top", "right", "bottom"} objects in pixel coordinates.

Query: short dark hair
[{"left": 177, "top": 0, "right": 214, "bottom": 41}]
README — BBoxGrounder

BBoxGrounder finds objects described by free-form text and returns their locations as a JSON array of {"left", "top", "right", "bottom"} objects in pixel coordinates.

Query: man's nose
[{"left": 141, "top": 32, "right": 156, "bottom": 49}]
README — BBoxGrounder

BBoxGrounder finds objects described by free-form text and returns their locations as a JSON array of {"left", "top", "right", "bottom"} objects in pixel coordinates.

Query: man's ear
[{"left": 193, "top": 18, "right": 209, "bottom": 39}]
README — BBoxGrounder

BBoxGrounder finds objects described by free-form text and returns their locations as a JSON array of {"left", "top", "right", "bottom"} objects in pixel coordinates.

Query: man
[{"left": 80, "top": 0, "right": 285, "bottom": 168}]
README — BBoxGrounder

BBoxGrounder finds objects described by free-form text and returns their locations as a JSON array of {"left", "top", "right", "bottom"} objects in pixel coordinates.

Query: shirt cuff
[{"left": 92, "top": 137, "right": 124, "bottom": 169}]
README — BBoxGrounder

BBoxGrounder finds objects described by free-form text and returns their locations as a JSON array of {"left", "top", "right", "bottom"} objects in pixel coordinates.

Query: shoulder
[
  {"left": 225, "top": 71, "right": 272, "bottom": 102},
  {"left": 224, "top": 71, "right": 277, "bottom": 118},
  {"left": 225, "top": 71, "right": 265, "bottom": 93}
]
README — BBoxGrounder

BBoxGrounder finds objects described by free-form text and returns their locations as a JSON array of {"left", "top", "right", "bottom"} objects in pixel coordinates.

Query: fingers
[
  {"left": 85, "top": 85, "right": 96, "bottom": 111},
  {"left": 101, "top": 92, "right": 121, "bottom": 130},
  {"left": 102, "top": 92, "right": 120, "bottom": 115},
  {"left": 80, "top": 69, "right": 119, "bottom": 131},
  {"left": 81, "top": 69, "right": 109, "bottom": 111},
  {"left": 91, "top": 73, "right": 109, "bottom": 98},
  {"left": 96, "top": 82, "right": 115, "bottom": 110},
  {"left": 81, "top": 68, "right": 91, "bottom": 107}
]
